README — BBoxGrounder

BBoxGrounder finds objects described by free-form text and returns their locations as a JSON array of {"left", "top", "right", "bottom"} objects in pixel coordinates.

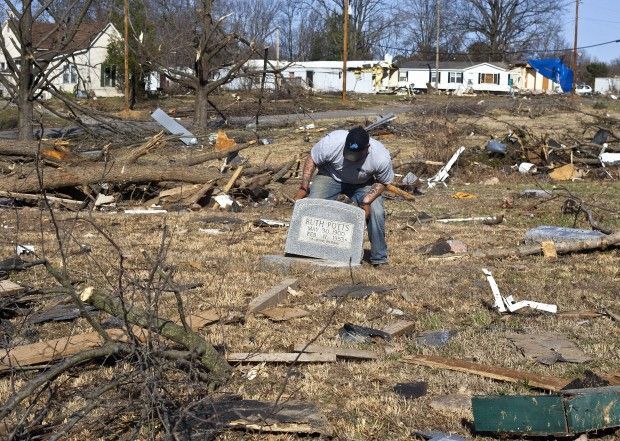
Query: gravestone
[{"left": 284, "top": 199, "right": 365, "bottom": 264}]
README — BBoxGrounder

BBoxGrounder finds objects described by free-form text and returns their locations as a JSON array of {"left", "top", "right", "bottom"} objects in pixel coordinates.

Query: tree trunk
[
  {"left": 17, "top": 4, "right": 34, "bottom": 141},
  {"left": 0, "top": 162, "right": 220, "bottom": 193},
  {"left": 194, "top": 81, "right": 210, "bottom": 133}
]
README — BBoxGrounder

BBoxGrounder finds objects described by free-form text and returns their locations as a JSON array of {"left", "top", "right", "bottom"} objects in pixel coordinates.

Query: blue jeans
[{"left": 308, "top": 174, "right": 388, "bottom": 264}]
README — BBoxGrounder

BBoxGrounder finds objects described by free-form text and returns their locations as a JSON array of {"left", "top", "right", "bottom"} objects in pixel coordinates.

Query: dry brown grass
[{"left": 0, "top": 96, "right": 618, "bottom": 440}]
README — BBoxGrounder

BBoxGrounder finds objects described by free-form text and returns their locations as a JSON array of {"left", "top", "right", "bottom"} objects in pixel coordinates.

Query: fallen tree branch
[
  {"left": 80, "top": 287, "right": 230, "bottom": 388},
  {"left": 181, "top": 142, "right": 258, "bottom": 167}
]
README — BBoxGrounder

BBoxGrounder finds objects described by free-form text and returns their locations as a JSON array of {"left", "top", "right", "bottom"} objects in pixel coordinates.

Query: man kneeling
[{"left": 294, "top": 126, "right": 394, "bottom": 266}]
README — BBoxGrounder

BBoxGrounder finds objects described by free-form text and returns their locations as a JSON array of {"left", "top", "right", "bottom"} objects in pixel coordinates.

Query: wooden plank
[
  {"left": 222, "top": 166, "right": 244, "bottom": 193},
  {"left": 0, "top": 280, "right": 25, "bottom": 297},
  {"left": 293, "top": 343, "right": 378, "bottom": 360},
  {"left": 382, "top": 320, "right": 415, "bottom": 338},
  {"left": 227, "top": 352, "right": 337, "bottom": 363},
  {"left": 402, "top": 355, "right": 569, "bottom": 391},
  {"left": 247, "top": 278, "right": 298, "bottom": 314},
  {"left": 0, "top": 329, "right": 127, "bottom": 371},
  {"left": 472, "top": 395, "right": 568, "bottom": 435},
  {"left": 260, "top": 307, "right": 309, "bottom": 321}
]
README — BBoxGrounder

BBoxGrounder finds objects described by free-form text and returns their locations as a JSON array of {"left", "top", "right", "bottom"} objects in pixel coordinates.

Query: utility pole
[
  {"left": 123, "top": 0, "right": 130, "bottom": 112},
  {"left": 342, "top": 0, "right": 349, "bottom": 101},
  {"left": 572, "top": 0, "right": 579, "bottom": 93},
  {"left": 435, "top": 0, "right": 440, "bottom": 92}
]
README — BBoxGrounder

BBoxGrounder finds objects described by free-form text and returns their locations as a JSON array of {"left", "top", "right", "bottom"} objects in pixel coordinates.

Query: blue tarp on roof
[{"left": 527, "top": 58, "right": 573, "bottom": 93}]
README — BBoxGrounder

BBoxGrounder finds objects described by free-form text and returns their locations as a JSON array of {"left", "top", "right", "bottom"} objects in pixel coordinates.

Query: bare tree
[
  {"left": 394, "top": 0, "right": 464, "bottom": 60},
  {"left": 145, "top": 0, "right": 256, "bottom": 131},
  {"left": 0, "top": 0, "right": 96, "bottom": 140},
  {"left": 458, "top": 0, "right": 568, "bottom": 61},
  {"left": 308, "top": 0, "right": 399, "bottom": 59}
]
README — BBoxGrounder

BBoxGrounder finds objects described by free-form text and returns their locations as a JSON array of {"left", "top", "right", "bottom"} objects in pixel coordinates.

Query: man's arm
[
  {"left": 294, "top": 155, "right": 316, "bottom": 200},
  {"left": 359, "top": 183, "right": 386, "bottom": 218},
  {"left": 361, "top": 182, "right": 386, "bottom": 205}
]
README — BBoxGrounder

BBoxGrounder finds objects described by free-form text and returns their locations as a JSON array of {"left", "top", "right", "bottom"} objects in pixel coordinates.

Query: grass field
[{"left": 0, "top": 94, "right": 618, "bottom": 440}]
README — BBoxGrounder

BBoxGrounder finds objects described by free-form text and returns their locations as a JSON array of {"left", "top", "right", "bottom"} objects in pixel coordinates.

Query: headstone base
[{"left": 261, "top": 255, "right": 361, "bottom": 274}]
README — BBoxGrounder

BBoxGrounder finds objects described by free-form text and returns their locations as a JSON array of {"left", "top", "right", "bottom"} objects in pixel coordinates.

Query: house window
[
  {"left": 448, "top": 72, "right": 463, "bottom": 84},
  {"left": 430, "top": 71, "right": 441, "bottom": 84},
  {"left": 101, "top": 65, "right": 116, "bottom": 87},
  {"left": 478, "top": 73, "right": 500, "bottom": 85},
  {"left": 0, "top": 62, "right": 5, "bottom": 71},
  {"left": 63, "top": 64, "right": 78, "bottom": 84},
  {"left": 399, "top": 71, "right": 407, "bottom": 82}
]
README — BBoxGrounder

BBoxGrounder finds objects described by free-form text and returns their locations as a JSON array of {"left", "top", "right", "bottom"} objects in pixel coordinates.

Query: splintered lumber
[
  {"left": 402, "top": 355, "right": 569, "bottom": 392},
  {"left": 221, "top": 165, "right": 244, "bottom": 193},
  {"left": 227, "top": 352, "right": 337, "bottom": 363},
  {"left": 0, "top": 191, "right": 84, "bottom": 207},
  {"left": 0, "top": 280, "right": 25, "bottom": 297},
  {"left": 80, "top": 287, "right": 230, "bottom": 383},
  {"left": 465, "top": 231, "right": 620, "bottom": 260},
  {"left": 271, "top": 160, "right": 296, "bottom": 182},
  {"left": 181, "top": 142, "right": 256, "bottom": 167},
  {"left": 183, "top": 182, "right": 214, "bottom": 207},
  {"left": 247, "top": 278, "right": 298, "bottom": 314},
  {"left": 382, "top": 320, "right": 416, "bottom": 338},
  {"left": 124, "top": 130, "right": 165, "bottom": 163},
  {"left": 0, "top": 162, "right": 220, "bottom": 193},
  {"left": 293, "top": 343, "right": 378, "bottom": 360}
]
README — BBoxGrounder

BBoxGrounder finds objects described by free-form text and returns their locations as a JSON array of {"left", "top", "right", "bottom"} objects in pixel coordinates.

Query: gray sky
[{"left": 563, "top": 0, "right": 620, "bottom": 62}]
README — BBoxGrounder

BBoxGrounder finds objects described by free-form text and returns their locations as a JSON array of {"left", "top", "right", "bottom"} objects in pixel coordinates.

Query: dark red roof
[{"left": 10, "top": 20, "right": 108, "bottom": 58}]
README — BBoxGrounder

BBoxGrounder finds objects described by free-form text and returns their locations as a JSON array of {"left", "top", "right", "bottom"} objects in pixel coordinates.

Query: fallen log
[
  {"left": 0, "top": 161, "right": 220, "bottom": 193},
  {"left": 467, "top": 231, "right": 620, "bottom": 259}
]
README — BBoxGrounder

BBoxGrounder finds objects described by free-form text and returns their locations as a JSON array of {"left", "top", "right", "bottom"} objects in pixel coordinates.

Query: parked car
[{"left": 575, "top": 84, "right": 593, "bottom": 96}]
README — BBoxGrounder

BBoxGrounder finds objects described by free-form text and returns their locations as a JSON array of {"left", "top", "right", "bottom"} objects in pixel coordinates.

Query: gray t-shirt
[{"left": 310, "top": 130, "right": 394, "bottom": 185}]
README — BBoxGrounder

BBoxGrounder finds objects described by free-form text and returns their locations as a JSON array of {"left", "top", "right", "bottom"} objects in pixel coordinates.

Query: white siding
[{"left": 594, "top": 77, "right": 620, "bottom": 95}]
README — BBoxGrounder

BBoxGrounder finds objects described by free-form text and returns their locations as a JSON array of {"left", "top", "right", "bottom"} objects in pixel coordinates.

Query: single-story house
[
  {"left": 594, "top": 77, "right": 620, "bottom": 95},
  {"left": 511, "top": 62, "right": 562, "bottom": 93},
  {"left": 397, "top": 61, "right": 560, "bottom": 94},
  {"left": 0, "top": 20, "right": 122, "bottom": 98},
  {"left": 222, "top": 57, "right": 399, "bottom": 94}
]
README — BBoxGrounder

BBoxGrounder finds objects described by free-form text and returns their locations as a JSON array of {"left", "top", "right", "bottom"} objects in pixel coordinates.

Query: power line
[{"left": 372, "top": 38, "right": 620, "bottom": 58}]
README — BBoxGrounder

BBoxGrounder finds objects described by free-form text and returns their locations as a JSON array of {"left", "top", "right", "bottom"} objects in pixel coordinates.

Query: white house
[
  {"left": 594, "top": 77, "right": 620, "bottom": 95},
  {"left": 397, "top": 61, "right": 560, "bottom": 94},
  {"left": 222, "top": 58, "right": 399, "bottom": 94},
  {"left": 0, "top": 20, "right": 122, "bottom": 98}
]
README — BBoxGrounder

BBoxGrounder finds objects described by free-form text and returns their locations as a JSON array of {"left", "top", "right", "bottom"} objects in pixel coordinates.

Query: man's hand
[
  {"left": 294, "top": 187, "right": 308, "bottom": 200},
  {"left": 360, "top": 202, "right": 371, "bottom": 220}
]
